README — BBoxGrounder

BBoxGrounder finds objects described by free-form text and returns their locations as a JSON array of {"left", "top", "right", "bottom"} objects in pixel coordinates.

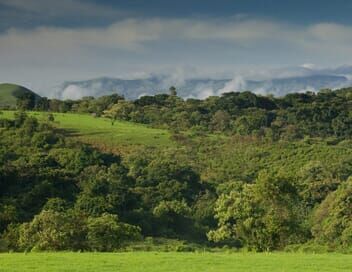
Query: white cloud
[
  {"left": 218, "top": 76, "right": 247, "bottom": 94},
  {"left": 61, "top": 84, "right": 90, "bottom": 100},
  {"left": 196, "top": 87, "right": 216, "bottom": 100},
  {"left": 301, "top": 63, "right": 316, "bottom": 69}
]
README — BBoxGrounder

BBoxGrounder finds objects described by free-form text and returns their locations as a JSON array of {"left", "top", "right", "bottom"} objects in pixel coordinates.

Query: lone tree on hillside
[{"left": 169, "top": 86, "right": 177, "bottom": 96}]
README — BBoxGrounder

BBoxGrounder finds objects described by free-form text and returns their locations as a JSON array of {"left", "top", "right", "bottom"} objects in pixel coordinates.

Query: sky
[{"left": 1, "top": 0, "right": 352, "bottom": 94}]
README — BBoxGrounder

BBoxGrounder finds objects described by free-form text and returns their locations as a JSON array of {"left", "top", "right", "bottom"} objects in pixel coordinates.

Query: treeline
[
  {"left": 1, "top": 113, "right": 352, "bottom": 252},
  {"left": 18, "top": 87, "right": 352, "bottom": 140}
]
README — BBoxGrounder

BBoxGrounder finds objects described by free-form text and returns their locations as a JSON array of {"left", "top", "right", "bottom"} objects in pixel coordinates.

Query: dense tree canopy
[
  {"left": 10, "top": 86, "right": 352, "bottom": 140},
  {"left": 2, "top": 87, "right": 352, "bottom": 252}
]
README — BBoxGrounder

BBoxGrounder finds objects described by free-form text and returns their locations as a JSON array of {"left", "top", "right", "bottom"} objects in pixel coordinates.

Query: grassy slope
[
  {"left": 0, "top": 84, "right": 18, "bottom": 107},
  {"left": 1, "top": 252, "right": 352, "bottom": 272},
  {"left": 1, "top": 111, "right": 172, "bottom": 148},
  {"left": 0, "top": 84, "right": 39, "bottom": 108}
]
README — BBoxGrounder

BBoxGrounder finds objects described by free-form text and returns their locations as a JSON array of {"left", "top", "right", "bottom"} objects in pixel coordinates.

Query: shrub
[
  {"left": 87, "top": 213, "right": 141, "bottom": 251},
  {"left": 18, "top": 210, "right": 87, "bottom": 251}
]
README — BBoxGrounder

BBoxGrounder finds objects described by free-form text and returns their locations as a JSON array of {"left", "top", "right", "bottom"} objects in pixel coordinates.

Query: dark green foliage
[
  {"left": 4, "top": 209, "right": 141, "bottom": 252},
  {"left": 87, "top": 213, "right": 141, "bottom": 251},
  {"left": 125, "top": 154, "right": 208, "bottom": 239},
  {"left": 18, "top": 209, "right": 85, "bottom": 251},
  {"left": 311, "top": 177, "right": 352, "bottom": 248},
  {"left": 0, "top": 114, "right": 141, "bottom": 251},
  {"left": 97, "top": 88, "right": 352, "bottom": 140},
  {"left": 208, "top": 171, "right": 307, "bottom": 251},
  {"left": 75, "top": 164, "right": 134, "bottom": 216},
  {"left": 2, "top": 86, "right": 352, "bottom": 252},
  {"left": 0, "top": 113, "right": 209, "bottom": 250},
  {"left": 13, "top": 89, "right": 36, "bottom": 110},
  {"left": 3, "top": 86, "right": 352, "bottom": 140}
]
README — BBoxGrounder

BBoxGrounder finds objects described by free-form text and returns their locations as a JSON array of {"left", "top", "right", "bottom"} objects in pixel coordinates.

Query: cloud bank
[
  {"left": 2, "top": 16, "right": 352, "bottom": 94},
  {"left": 3, "top": 18, "right": 352, "bottom": 54}
]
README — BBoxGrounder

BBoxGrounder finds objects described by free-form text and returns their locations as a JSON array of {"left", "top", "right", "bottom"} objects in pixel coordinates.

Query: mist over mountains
[{"left": 53, "top": 65, "right": 352, "bottom": 100}]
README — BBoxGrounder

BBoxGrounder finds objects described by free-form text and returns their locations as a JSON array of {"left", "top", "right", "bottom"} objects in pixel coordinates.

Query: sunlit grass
[
  {"left": 0, "top": 111, "right": 172, "bottom": 148},
  {"left": 0, "top": 252, "right": 351, "bottom": 272}
]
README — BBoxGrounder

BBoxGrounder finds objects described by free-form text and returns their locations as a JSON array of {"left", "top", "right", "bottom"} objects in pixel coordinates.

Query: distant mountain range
[{"left": 51, "top": 65, "right": 352, "bottom": 100}]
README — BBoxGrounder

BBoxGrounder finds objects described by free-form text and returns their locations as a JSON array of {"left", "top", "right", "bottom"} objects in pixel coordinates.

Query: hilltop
[{"left": 0, "top": 83, "right": 40, "bottom": 108}]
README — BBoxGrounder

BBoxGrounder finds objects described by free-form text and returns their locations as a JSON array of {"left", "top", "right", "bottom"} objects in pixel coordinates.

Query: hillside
[
  {"left": 1, "top": 111, "right": 172, "bottom": 149},
  {"left": 1, "top": 88, "right": 352, "bottom": 253},
  {"left": 0, "top": 83, "right": 40, "bottom": 108}
]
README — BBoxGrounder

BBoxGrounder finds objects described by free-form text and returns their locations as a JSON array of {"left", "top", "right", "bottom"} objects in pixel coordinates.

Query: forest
[
  {"left": 1, "top": 87, "right": 352, "bottom": 252},
  {"left": 14, "top": 86, "right": 352, "bottom": 139}
]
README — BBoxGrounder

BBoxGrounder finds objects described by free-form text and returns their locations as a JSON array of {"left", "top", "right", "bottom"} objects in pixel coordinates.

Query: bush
[
  {"left": 123, "top": 237, "right": 204, "bottom": 252},
  {"left": 0, "top": 239, "right": 8, "bottom": 252},
  {"left": 1, "top": 224, "right": 21, "bottom": 251},
  {"left": 18, "top": 210, "right": 87, "bottom": 251},
  {"left": 284, "top": 242, "right": 330, "bottom": 253},
  {"left": 87, "top": 213, "right": 141, "bottom": 251}
]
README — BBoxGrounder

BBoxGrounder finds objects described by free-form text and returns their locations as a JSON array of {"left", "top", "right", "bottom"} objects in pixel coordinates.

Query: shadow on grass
[{"left": 55, "top": 128, "right": 108, "bottom": 137}]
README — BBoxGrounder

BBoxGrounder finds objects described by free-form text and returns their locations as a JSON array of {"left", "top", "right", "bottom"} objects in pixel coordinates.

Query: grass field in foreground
[
  {"left": 0, "top": 111, "right": 172, "bottom": 148},
  {"left": 1, "top": 252, "right": 352, "bottom": 272}
]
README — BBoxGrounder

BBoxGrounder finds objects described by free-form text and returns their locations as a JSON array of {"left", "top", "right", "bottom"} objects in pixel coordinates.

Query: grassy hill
[
  {"left": 1, "top": 111, "right": 172, "bottom": 149},
  {"left": 0, "top": 83, "right": 40, "bottom": 108}
]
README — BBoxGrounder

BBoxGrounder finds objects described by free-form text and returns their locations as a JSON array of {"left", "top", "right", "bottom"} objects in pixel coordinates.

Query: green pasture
[
  {"left": 0, "top": 111, "right": 172, "bottom": 148},
  {"left": 0, "top": 252, "right": 351, "bottom": 272}
]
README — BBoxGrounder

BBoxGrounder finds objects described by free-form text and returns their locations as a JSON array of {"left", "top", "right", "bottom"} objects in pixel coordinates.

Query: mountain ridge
[{"left": 57, "top": 73, "right": 349, "bottom": 100}]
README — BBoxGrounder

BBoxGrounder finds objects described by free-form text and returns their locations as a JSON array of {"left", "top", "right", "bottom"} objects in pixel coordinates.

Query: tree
[
  {"left": 298, "top": 161, "right": 340, "bottom": 208},
  {"left": 36, "top": 97, "right": 50, "bottom": 111},
  {"left": 103, "top": 101, "right": 135, "bottom": 121},
  {"left": 127, "top": 155, "right": 204, "bottom": 237},
  {"left": 47, "top": 113, "right": 55, "bottom": 122},
  {"left": 208, "top": 171, "right": 307, "bottom": 251},
  {"left": 21, "top": 117, "right": 39, "bottom": 135},
  {"left": 75, "top": 164, "right": 133, "bottom": 217},
  {"left": 87, "top": 213, "right": 141, "bottom": 251},
  {"left": 207, "top": 183, "right": 263, "bottom": 248},
  {"left": 169, "top": 86, "right": 177, "bottom": 96},
  {"left": 13, "top": 111, "right": 28, "bottom": 127},
  {"left": 210, "top": 110, "right": 231, "bottom": 132},
  {"left": 153, "top": 200, "right": 192, "bottom": 236},
  {"left": 312, "top": 177, "right": 352, "bottom": 248},
  {"left": 18, "top": 210, "right": 86, "bottom": 251},
  {"left": 14, "top": 91, "right": 36, "bottom": 110},
  {"left": 0, "top": 205, "right": 18, "bottom": 233}
]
